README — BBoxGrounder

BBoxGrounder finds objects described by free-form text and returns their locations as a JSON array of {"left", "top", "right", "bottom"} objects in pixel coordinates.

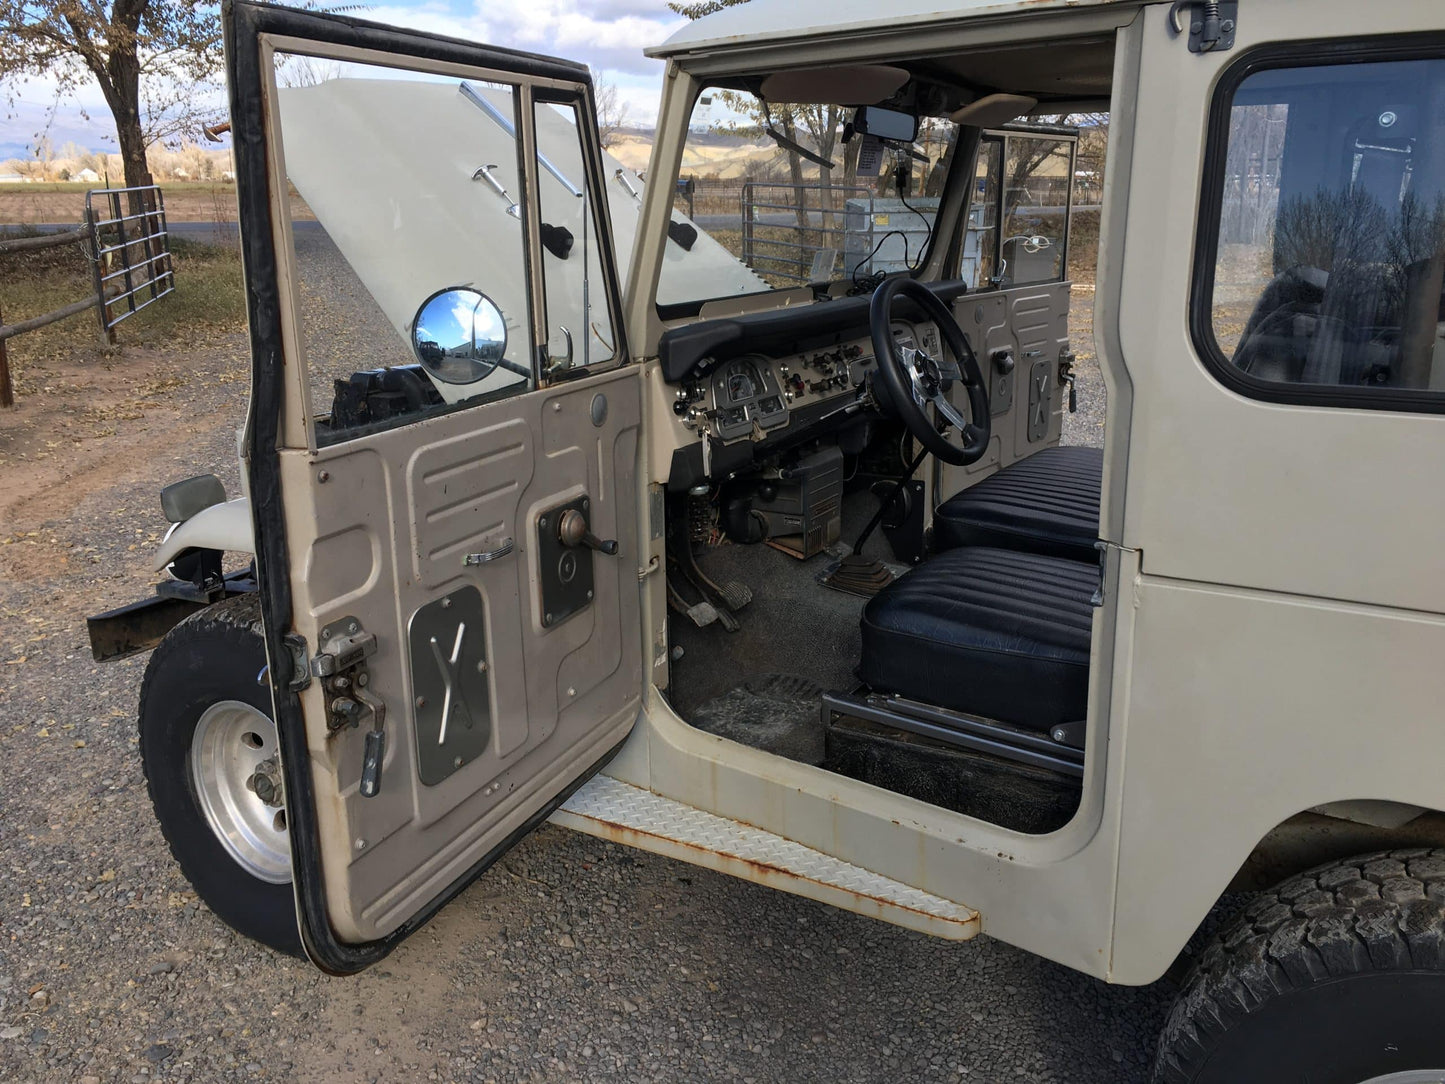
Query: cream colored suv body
[{"left": 106, "top": 0, "right": 1445, "bottom": 1073}]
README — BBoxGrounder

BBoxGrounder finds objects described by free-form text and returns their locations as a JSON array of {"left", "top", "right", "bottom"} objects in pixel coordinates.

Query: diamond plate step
[{"left": 552, "top": 774, "right": 979, "bottom": 940}]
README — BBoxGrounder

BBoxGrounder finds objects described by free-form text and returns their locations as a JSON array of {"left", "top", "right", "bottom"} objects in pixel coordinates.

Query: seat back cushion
[{"left": 933, "top": 444, "right": 1103, "bottom": 562}]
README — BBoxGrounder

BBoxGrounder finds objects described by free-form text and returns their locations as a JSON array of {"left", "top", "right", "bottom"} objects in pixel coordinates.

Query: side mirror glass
[
  {"left": 411, "top": 288, "right": 508, "bottom": 384},
  {"left": 853, "top": 105, "right": 919, "bottom": 144}
]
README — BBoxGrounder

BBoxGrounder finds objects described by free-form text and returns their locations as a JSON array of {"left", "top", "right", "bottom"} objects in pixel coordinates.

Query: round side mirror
[{"left": 411, "top": 288, "right": 508, "bottom": 384}]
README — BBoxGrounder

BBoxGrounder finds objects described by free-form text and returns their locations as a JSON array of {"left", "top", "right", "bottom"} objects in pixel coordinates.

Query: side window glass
[
  {"left": 999, "top": 136, "right": 1073, "bottom": 286},
  {"left": 1209, "top": 57, "right": 1445, "bottom": 395},
  {"left": 964, "top": 138, "right": 1002, "bottom": 288},
  {"left": 272, "top": 57, "right": 536, "bottom": 446},
  {"left": 532, "top": 100, "right": 617, "bottom": 375}
]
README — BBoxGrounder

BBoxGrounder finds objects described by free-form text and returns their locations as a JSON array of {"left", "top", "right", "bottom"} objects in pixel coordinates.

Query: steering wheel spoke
[{"left": 930, "top": 390, "right": 970, "bottom": 433}]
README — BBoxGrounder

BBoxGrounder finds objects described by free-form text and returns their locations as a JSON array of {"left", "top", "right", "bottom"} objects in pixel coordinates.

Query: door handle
[{"left": 463, "top": 537, "right": 514, "bottom": 566}]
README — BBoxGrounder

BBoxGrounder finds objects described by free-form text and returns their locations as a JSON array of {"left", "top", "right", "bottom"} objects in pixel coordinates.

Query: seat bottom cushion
[
  {"left": 859, "top": 547, "right": 1094, "bottom": 733},
  {"left": 934, "top": 445, "right": 1103, "bottom": 562}
]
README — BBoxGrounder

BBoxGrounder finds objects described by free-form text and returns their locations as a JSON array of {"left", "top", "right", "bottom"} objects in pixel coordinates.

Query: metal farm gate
[
  {"left": 86, "top": 185, "right": 176, "bottom": 332},
  {"left": 0, "top": 184, "right": 175, "bottom": 407}
]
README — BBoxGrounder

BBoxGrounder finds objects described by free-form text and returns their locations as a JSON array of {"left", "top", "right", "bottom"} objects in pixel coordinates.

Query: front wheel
[
  {"left": 1154, "top": 850, "right": 1445, "bottom": 1083},
  {"left": 138, "top": 593, "right": 302, "bottom": 956}
]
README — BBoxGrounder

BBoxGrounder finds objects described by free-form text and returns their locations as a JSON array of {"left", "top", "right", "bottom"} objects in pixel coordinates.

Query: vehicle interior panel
[
  {"left": 658, "top": 279, "right": 971, "bottom": 382},
  {"left": 647, "top": 90, "right": 1100, "bottom": 835}
]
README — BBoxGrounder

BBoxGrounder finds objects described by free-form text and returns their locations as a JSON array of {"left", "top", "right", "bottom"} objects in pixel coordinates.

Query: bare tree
[
  {"left": 590, "top": 67, "right": 629, "bottom": 149},
  {"left": 275, "top": 53, "right": 342, "bottom": 89},
  {"left": 0, "top": 0, "right": 222, "bottom": 194},
  {"left": 667, "top": 0, "right": 744, "bottom": 17}
]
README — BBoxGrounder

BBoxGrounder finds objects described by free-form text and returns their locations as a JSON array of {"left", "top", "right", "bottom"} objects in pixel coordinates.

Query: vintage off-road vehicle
[{"left": 88, "top": 0, "right": 1445, "bottom": 1077}]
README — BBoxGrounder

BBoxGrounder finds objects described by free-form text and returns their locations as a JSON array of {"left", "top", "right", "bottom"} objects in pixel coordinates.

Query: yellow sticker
[{"left": 873, "top": 213, "right": 890, "bottom": 226}]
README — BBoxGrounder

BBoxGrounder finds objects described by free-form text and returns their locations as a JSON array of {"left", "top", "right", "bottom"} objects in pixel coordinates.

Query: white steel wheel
[{"left": 189, "top": 699, "right": 291, "bottom": 884}]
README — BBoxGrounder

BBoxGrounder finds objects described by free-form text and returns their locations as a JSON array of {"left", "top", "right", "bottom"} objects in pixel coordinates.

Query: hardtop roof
[{"left": 649, "top": 0, "right": 1143, "bottom": 60}]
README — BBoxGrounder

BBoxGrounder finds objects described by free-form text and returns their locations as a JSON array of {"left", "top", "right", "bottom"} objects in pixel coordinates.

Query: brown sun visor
[
  {"left": 949, "top": 93, "right": 1039, "bottom": 127},
  {"left": 759, "top": 65, "right": 910, "bottom": 106}
]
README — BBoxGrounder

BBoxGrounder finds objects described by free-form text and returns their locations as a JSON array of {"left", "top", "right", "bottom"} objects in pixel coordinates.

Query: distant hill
[{"left": 607, "top": 125, "right": 788, "bottom": 181}]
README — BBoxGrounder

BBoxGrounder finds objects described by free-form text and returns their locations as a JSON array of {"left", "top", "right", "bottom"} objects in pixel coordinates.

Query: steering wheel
[{"left": 869, "top": 277, "right": 990, "bottom": 466}]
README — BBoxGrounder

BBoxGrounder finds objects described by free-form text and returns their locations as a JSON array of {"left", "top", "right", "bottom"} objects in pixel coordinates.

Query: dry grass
[{"left": 0, "top": 232, "right": 245, "bottom": 397}]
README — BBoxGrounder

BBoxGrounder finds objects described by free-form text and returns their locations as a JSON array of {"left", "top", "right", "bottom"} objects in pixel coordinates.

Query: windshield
[{"left": 657, "top": 92, "right": 957, "bottom": 309}]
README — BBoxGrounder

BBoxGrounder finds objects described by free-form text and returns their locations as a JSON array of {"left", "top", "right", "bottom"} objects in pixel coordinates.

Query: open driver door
[{"left": 224, "top": 0, "right": 644, "bottom": 972}]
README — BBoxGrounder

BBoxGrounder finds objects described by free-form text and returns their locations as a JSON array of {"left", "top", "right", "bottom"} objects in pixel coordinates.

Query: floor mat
[{"left": 690, "top": 674, "right": 825, "bottom": 765}]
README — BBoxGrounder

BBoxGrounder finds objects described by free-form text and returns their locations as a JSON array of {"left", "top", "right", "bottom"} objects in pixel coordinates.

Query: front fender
[{"left": 152, "top": 498, "right": 256, "bottom": 572}]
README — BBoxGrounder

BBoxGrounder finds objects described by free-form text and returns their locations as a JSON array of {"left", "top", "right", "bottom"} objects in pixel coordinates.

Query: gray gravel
[
  {"left": 0, "top": 280, "right": 1173, "bottom": 1083},
  {"left": 1062, "top": 285, "right": 1107, "bottom": 450}
]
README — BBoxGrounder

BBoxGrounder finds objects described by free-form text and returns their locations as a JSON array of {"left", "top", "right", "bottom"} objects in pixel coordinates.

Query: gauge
[{"left": 727, "top": 361, "right": 759, "bottom": 403}]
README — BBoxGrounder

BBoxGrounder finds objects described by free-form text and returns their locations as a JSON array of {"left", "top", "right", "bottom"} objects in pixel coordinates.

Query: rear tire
[
  {"left": 138, "top": 593, "right": 302, "bottom": 957},
  {"left": 1153, "top": 850, "right": 1445, "bottom": 1083}
]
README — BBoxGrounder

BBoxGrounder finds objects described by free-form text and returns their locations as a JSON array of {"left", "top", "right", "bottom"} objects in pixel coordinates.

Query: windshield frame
[{"left": 651, "top": 85, "right": 962, "bottom": 321}]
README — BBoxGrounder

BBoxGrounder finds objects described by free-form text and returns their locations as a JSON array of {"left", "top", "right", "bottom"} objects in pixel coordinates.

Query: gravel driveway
[{"left": 0, "top": 264, "right": 1170, "bottom": 1083}]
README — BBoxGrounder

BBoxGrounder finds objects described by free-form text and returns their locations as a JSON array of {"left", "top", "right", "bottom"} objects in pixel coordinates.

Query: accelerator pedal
[{"left": 553, "top": 774, "right": 979, "bottom": 941}]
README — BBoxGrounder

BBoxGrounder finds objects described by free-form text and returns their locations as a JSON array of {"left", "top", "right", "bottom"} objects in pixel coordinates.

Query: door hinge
[{"left": 1169, "top": 0, "right": 1238, "bottom": 53}]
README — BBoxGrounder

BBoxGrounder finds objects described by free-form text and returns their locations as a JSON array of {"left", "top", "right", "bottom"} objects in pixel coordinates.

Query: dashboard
[
  {"left": 670, "top": 323, "right": 942, "bottom": 445},
  {"left": 655, "top": 277, "right": 968, "bottom": 488}
]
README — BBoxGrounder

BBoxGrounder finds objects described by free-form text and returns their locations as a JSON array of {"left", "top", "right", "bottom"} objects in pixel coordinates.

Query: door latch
[
  {"left": 1168, "top": 0, "right": 1237, "bottom": 53},
  {"left": 310, "top": 616, "right": 388, "bottom": 797},
  {"left": 1091, "top": 541, "right": 1108, "bottom": 608},
  {"left": 1058, "top": 348, "right": 1078, "bottom": 414}
]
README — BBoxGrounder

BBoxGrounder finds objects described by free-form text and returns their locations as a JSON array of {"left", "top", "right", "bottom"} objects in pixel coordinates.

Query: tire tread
[{"left": 1153, "top": 848, "right": 1445, "bottom": 1083}]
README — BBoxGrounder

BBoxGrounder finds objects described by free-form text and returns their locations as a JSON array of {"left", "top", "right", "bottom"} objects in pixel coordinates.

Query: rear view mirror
[{"left": 853, "top": 106, "right": 918, "bottom": 144}]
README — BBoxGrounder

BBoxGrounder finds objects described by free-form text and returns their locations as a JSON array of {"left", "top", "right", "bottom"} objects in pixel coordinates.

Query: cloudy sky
[{"left": 2, "top": 0, "right": 690, "bottom": 159}]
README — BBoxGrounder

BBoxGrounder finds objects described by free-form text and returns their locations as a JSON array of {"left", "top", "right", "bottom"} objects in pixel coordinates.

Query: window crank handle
[{"left": 556, "top": 508, "right": 618, "bottom": 555}]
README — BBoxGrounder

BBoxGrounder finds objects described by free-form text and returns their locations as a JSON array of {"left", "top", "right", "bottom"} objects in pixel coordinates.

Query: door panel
[
  {"left": 225, "top": 0, "right": 642, "bottom": 969},
  {"left": 281, "top": 370, "right": 641, "bottom": 943},
  {"left": 1117, "top": 1, "right": 1445, "bottom": 611},
  {"left": 936, "top": 281, "right": 1072, "bottom": 500},
  {"left": 935, "top": 125, "right": 1077, "bottom": 501}
]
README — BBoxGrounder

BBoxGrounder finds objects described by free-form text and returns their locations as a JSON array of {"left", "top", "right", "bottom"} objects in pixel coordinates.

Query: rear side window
[{"left": 1196, "top": 49, "right": 1445, "bottom": 409}]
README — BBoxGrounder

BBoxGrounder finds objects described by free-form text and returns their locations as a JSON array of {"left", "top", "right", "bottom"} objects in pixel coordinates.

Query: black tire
[
  {"left": 1154, "top": 849, "right": 1445, "bottom": 1083},
  {"left": 138, "top": 593, "right": 303, "bottom": 957}
]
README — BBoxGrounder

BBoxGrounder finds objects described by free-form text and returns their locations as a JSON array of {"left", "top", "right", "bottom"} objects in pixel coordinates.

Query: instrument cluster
[
  {"left": 669, "top": 321, "right": 939, "bottom": 445},
  {"left": 672, "top": 343, "right": 874, "bottom": 443}
]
